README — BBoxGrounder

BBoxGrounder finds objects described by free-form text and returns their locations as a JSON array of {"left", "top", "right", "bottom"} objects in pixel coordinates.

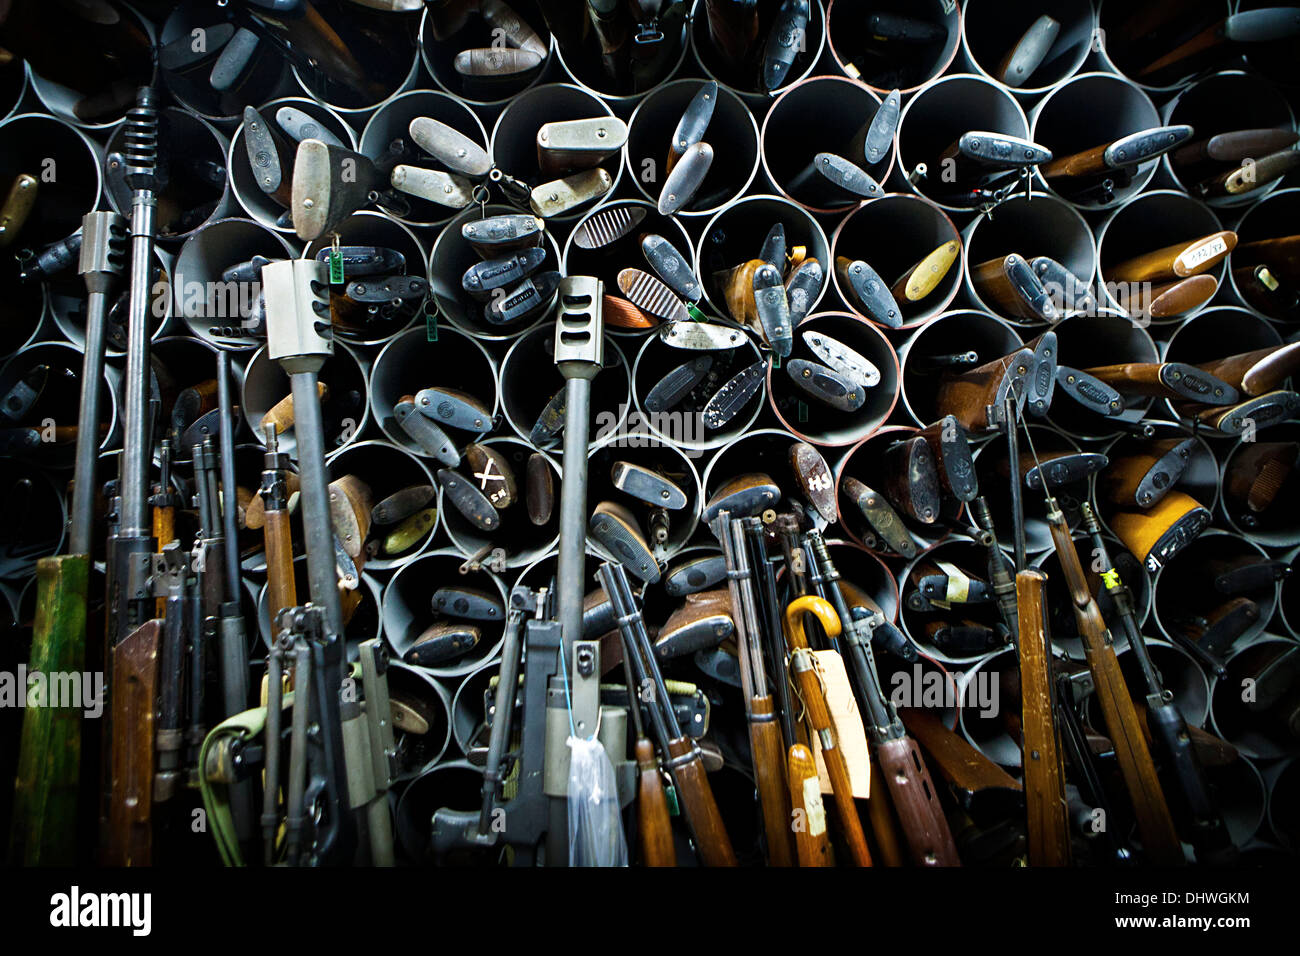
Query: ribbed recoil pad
[
  {"left": 484, "top": 271, "right": 562, "bottom": 325},
  {"left": 572, "top": 204, "right": 647, "bottom": 250},
  {"left": 618, "top": 268, "right": 689, "bottom": 324}
]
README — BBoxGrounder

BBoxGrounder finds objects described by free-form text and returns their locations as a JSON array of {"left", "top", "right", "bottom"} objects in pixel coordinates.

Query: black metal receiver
[{"left": 1079, "top": 503, "right": 1236, "bottom": 866}]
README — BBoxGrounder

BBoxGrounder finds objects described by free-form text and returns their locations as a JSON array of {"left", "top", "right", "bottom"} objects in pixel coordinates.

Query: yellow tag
[
  {"left": 802, "top": 777, "right": 827, "bottom": 837},
  {"left": 1101, "top": 568, "right": 1121, "bottom": 589},
  {"left": 808, "top": 651, "right": 871, "bottom": 798},
  {"left": 936, "top": 560, "right": 971, "bottom": 604}
]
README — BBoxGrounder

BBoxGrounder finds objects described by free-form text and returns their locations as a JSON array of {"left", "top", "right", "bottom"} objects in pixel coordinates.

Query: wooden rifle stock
[
  {"left": 864, "top": 752, "right": 906, "bottom": 866},
  {"left": 105, "top": 619, "right": 162, "bottom": 866},
  {"left": 635, "top": 738, "right": 676, "bottom": 866},
  {"left": 1014, "top": 570, "right": 1071, "bottom": 866},
  {"left": 1045, "top": 508, "right": 1185, "bottom": 865},
  {"left": 665, "top": 737, "right": 736, "bottom": 866},
  {"left": 784, "top": 596, "right": 873, "bottom": 867},
  {"left": 9, "top": 555, "right": 89, "bottom": 865}
]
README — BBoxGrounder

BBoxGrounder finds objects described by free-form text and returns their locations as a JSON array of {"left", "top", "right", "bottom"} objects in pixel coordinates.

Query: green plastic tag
[
  {"left": 664, "top": 780, "right": 680, "bottom": 817},
  {"left": 797, "top": 401, "right": 809, "bottom": 423},
  {"left": 686, "top": 303, "right": 706, "bottom": 323},
  {"left": 328, "top": 249, "right": 344, "bottom": 285},
  {"left": 425, "top": 310, "right": 439, "bottom": 342},
  {"left": 771, "top": 352, "right": 781, "bottom": 369}
]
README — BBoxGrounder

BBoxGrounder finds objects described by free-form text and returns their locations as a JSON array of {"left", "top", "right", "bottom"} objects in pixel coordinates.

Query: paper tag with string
[{"left": 808, "top": 651, "right": 870, "bottom": 798}]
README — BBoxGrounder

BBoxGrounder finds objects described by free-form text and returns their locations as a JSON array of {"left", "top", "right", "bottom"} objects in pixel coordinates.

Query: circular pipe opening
[
  {"left": 1160, "top": 306, "right": 1283, "bottom": 422},
  {"left": 385, "top": 662, "right": 452, "bottom": 781},
  {"left": 961, "top": 192, "right": 1096, "bottom": 327},
  {"left": 551, "top": 1, "right": 693, "bottom": 106},
  {"left": 691, "top": 0, "right": 827, "bottom": 106},
  {"left": 418, "top": 1, "right": 552, "bottom": 107},
  {"left": 381, "top": 548, "right": 510, "bottom": 680},
  {"left": 585, "top": 430, "right": 704, "bottom": 562},
  {"left": 1210, "top": 637, "right": 1300, "bottom": 761},
  {"left": 767, "top": 311, "right": 899, "bottom": 446},
  {"left": 499, "top": 325, "right": 631, "bottom": 450},
  {"left": 1096, "top": 421, "right": 1222, "bottom": 534},
  {"left": 358, "top": 89, "right": 489, "bottom": 229},
  {"left": 898, "top": 539, "right": 1011, "bottom": 663},
  {"left": 631, "top": 326, "right": 764, "bottom": 454},
  {"left": 835, "top": 425, "right": 960, "bottom": 557},
  {"left": 1095, "top": 190, "right": 1226, "bottom": 325},
  {"left": 440, "top": 436, "right": 561, "bottom": 571},
  {"left": 625, "top": 79, "right": 760, "bottom": 217},
  {"left": 288, "top": 2, "right": 421, "bottom": 116},
  {"left": 0, "top": 113, "right": 103, "bottom": 248},
  {"left": 489, "top": 83, "right": 623, "bottom": 223},
  {"left": 0, "top": 458, "right": 65, "bottom": 579},
  {"left": 1094, "top": 0, "right": 1234, "bottom": 94},
  {"left": 229, "top": 97, "right": 357, "bottom": 235},
  {"left": 1044, "top": 312, "right": 1159, "bottom": 441},
  {"left": 761, "top": 77, "right": 893, "bottom": 214},
  {"left": 0, "top": 340, "right": 120, "bottom": 467},
  {"left": 395, "top": 759, "right": 486, "bottom": 864},
  {"left": 896, "top": 74, "right": 1028, "bottom": 213},
  {"left": 699, "top": 427, "right": 802, "bottom": 517},
  {"left": 1152, "top": 531, "right": 1277, "bottom": 652},
  {"left": 956, "top": 648, "right": 1020, "bottom": 766},
  {"left": 1219, "top": 422, "right": 1300, "bottom": 549},
  {"left": 21, "top": 2, "right": 153, "bottom": 129},
  {"left": 1029, "top": 72, "right": 1161, "bottom": 209},
  {"left": 1033, "top": 532, "right": 1150, "bottom": 660},
  {"left": 960, "top": 0, "right": 1093, "bottom": 95},
  {"left": 241, "top": 341, "right": 369, "bottom": 459},
  {"left": 1161, "top": 72, "right": 1296, "bottom": 208},
  {"left": 256, "top": 557, "right": 384, "bottom": 654},
  {"left": 429, "top": 202, "right": 562, "bottom": 341},
  {"left": 697, "top": 194, "right": 831, "bottom": 323},
  {"left": 370, "top": 324, "right": 500, "bottom": 457},
  {"left": 898, "top": 309, "right": 1023, "bottom": 427},
  {"left": 972, "top": 422, "right": 1081, "bottom": 556},
  {"left": 1228, "top": 187, "right": 1300, "bottom": 328},
  {"left": 173, "top": 217, "right": 297, "bottom": 351},
  {"left": 150, "top": 334, "right": 221, "bottom": 467},
  {"left": 105, "top": 107, "right": 229, "bottom": 243},
  {"left": 562, "top": 199, "right": 694, "bottom": 335},
  {"left": 159, "top": 6, "right": 288, "bottom": 124},
  {"left": 326, "top": 439, "right": 438, "bottom": 570},
  {"left": 302, "top": 210, "right": 430, "bottom": 347},
  {"left": 825, "top": 0, "right": 959, "bottom": 95},
  {"left": 49, "top": 247, "right": 172, "bottom": 356},
  {"left": 830, "top": 194, "right": 962, "bottom": 329}
]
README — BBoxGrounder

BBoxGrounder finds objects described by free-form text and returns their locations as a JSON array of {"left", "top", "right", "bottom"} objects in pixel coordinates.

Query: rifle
[
  {"left": 935, "top": 346, "right": 1034, "bottom": 433},
  {"left": 1014, "top": 569, "right": 1071, "bottom": 866},
  {"left": 1080, "top": 504, "right": 1236, "bottom": 865},
  {"left": 600, "top": 562, "right": 737, "bottom": 866},
  {"left": 806, "top": 533, "right": 962, "bottom": 866},
  {"left": 714, "top": 513, "right": 796, "bottom": 866},
  {"left": 9, "top": 212, "right": 124, "bottom": 863},
  {"left": 1020, "top": 425, "right": 1185, "bottom": 865}
]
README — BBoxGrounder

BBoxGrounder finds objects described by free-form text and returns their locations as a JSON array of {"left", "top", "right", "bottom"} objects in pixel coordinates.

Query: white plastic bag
[{"left": 566, "top": 736, "right": 628, "bottom": 867}]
